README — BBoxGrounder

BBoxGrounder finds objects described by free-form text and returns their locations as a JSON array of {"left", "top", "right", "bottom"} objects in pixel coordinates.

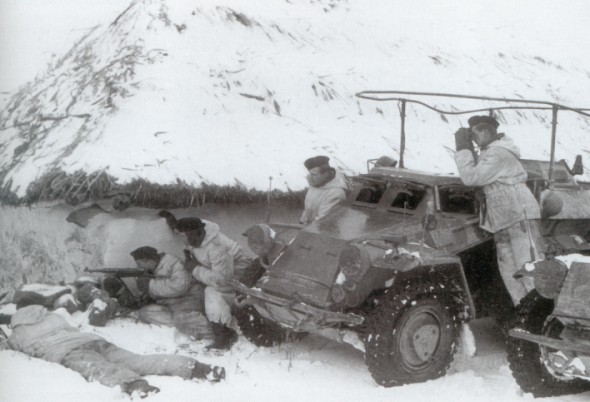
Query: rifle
[
  {"left": 84, "top": 267, "right": 161, "bottom": 278},
  {"left": 84, "top": 267, "right": 162, "bottom": 309}
]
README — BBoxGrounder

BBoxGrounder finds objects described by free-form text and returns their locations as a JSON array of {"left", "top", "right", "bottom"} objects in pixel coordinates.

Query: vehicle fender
[
  {"left": 396, "top": 259, "right": 476, "bottom": 321},
  {"left": 362, "top": 242, "right": 476, "bottom": 320}
]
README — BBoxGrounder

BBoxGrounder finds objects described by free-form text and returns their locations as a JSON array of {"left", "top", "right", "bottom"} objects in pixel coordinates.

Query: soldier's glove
[
  {"left": 159, "top": 210, "right": 177, "bottom": 230},
  {"left": 184, "top": 249, "right": 198, "bottom": 271},
  {"left": 136, "top": 277, "right": 151, "bottom": 294},
  {"left": 454, "top": 128, "right": 474, "bottom": 152}
]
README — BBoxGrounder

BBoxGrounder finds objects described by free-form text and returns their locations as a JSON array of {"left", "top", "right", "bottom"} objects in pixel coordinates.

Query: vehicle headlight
[
  {"left": 338, "top": 244, "right": 371, "bottom": 283},
  {"left": 331, "top": 284, "right": 346, "bottom": 303},
  {"left": 331, "top": 245, "right": 370, "bottom": 305}
]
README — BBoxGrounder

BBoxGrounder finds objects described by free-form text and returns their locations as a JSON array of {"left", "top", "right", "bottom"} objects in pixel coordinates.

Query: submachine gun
[
  {"left": 84, "top": 267, "right": 159, "bottom": 278},
  {"left": 83, "top": 267, "right": 162, "bottom": 309}
]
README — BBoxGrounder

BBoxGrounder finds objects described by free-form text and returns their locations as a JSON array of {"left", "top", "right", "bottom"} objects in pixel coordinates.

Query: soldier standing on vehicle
[
  {"left": 129, "top": 246, "right": 212, "bottom": 339},
  {"left": 175, "top": 217, "right": 253, "bottom": 351},
  {"left": 453, "top": 115, "right": 544, "bottom": 306},
  {"left": 300, "top": 155, "right": 350, "bottom": 225}
]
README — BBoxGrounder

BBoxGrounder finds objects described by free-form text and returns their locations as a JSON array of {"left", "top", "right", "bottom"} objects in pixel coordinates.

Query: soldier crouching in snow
[
  {"left": 175, "top": 217, "right": 253, "bottom": 351},
  {"left": 129, "top": 246, "right": 212, "bottom": 339},
  {"left": 0, "top": 302, "right": 225, "bottom": 398}
]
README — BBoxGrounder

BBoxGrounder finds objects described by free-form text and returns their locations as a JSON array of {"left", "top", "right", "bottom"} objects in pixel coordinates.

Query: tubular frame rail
[{"left": 355, "top": 90, "right": 590, "bottom": 181}]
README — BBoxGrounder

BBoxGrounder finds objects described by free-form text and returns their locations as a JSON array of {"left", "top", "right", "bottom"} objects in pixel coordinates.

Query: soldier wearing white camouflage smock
[
  {"left": 300, "top": 155, "right": 350, "bottom": 225},
  {"left": 131, "top": 246, "right": 211, "bottom": 339},
  {"left": 453, "top": 115, "right": 544, "bottom": 306},
  {"left": 2, "top": 303, "right": 224, "bottom": 398},
  {"left": 175, "top": 217, "right": 253, "bottom": 351}
]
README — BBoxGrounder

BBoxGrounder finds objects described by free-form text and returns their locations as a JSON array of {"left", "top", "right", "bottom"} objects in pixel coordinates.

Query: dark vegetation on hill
[{"left": 0, "top": 168, "right": 304, "bottom": 208}]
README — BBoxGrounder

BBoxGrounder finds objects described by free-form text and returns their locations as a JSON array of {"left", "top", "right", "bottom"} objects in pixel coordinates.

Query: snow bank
[{"left": 0, "top": 201, "right": 299, "bottom": 299}]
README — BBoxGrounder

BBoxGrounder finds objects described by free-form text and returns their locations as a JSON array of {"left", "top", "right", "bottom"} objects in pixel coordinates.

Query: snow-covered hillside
[{"left": 1, "top": 0, "right": 589, "bottom": 202}]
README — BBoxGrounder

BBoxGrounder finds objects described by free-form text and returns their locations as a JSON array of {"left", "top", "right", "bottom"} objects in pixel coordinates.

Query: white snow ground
[
  {"left": 2, "top": 1, "right": 590, "bottom": 401},
  {"left": 1, "top": 308, "right": 589, "bottom": 402}
]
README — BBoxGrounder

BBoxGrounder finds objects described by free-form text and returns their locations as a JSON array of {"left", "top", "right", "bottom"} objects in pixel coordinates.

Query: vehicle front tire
[
  {"left": 235, "top": 260, "right": 306, "bottom": 347},
  {"left": 236, "top": 304, "right": 305, "bottom": 347},
  {"left": 364, "top": 285, "right": 460, "bottom": 387}
]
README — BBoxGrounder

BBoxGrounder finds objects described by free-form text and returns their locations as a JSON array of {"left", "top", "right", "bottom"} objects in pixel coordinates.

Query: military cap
[
  {"left": 130, "top": 246, "right": 159, "bottom": 261},
  {"left": 175, "top": 217, "right": 206, "bottom": 233},
  {"left": 467, "top": 115, "right": 499, "bottom": 129},
  {"left": 304, "top": 155, "right": 330, "bottom": 170},
  {"left": 375, "top": 155, "right": 398, "bottom": 168}
]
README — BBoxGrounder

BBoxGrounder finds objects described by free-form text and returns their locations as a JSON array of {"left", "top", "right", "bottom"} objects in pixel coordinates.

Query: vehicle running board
[{"left": 509, "top": 329, "right": 590, "bottom": 354}]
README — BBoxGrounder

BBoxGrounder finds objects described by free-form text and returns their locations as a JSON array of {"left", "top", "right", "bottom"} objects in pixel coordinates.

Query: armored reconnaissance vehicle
[
  {"left": 233, "top": 91, "right": 590, "bottom": 387},
  {"left": 508, "top": 249, "right": 590, "bottom": 397}
]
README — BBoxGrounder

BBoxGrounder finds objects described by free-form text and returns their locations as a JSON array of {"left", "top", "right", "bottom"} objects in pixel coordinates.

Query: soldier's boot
[
  {"left": 205, "top": 322, "right": 238, "bottom": 351},
  {"left": 190, "top": 363, "right": 226, "bottom": 382},
  {"left": 124, "top": 379, "right": 160, "bottom": 398}
]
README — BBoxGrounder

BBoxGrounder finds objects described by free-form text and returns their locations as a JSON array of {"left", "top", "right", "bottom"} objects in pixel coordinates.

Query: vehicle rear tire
[
  {"left": 506, "top": 291, "right": 590, "bottom": 397},
  {"left": 364, "top": 284, "right": 460, "bottom": 387}
]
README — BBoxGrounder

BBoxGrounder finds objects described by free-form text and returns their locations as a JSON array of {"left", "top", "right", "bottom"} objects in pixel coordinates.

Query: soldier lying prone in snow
[{"left": 0, "top": 302, "right": 225, "bottom": 398}]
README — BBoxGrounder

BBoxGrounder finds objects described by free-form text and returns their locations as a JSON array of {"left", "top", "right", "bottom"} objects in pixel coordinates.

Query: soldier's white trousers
[
  {"left": 204, "top": 286, "right": 235, "bottom": 327},
  {"left": 494, "top": 219, "right": 544, "bottom": 305}
]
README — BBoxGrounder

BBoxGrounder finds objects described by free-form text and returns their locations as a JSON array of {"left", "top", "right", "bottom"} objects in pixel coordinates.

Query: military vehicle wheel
[
  {"left": 364, "top": 286, "right": 459, "bottom": 387},
  {"left": 236, "top": 304, "right": 305, "bottom": 347},
  {"left": 506, "top": 291, "right": 590, "bottom": 397},
  {"left": 236, "top": 260, "right": 306, "bottom": 347}
]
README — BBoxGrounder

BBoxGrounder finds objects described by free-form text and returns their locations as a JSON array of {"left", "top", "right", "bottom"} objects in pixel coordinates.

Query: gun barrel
[{"left": 84, "top": 267, "right": 156, "bottom": 278}]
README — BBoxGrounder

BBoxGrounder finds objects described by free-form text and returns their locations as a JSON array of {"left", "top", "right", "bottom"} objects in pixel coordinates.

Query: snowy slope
[{"left": 1, "top": 0, "right": 590, "bottom": 199}]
